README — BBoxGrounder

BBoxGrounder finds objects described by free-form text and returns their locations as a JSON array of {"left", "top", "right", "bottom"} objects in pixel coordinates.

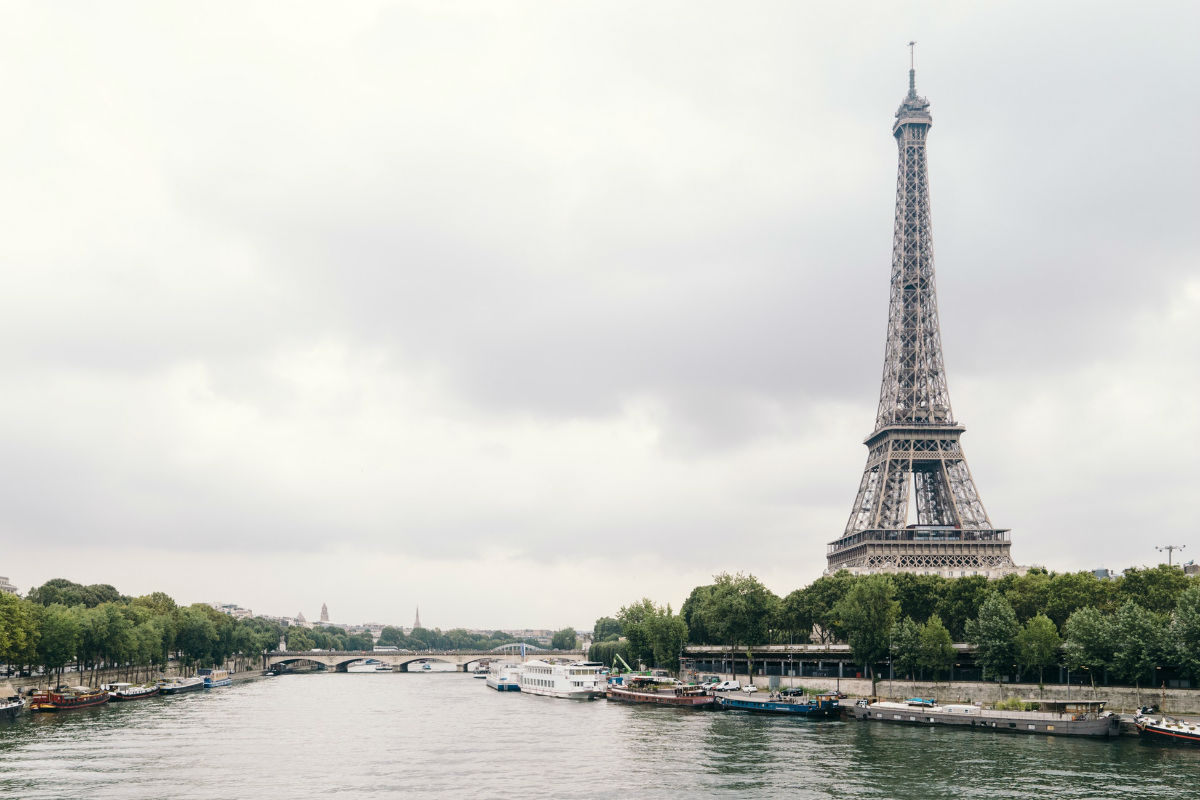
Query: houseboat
[
  {"left": 717, "top": 690, "right": 840, "bottom": 717},
  {"left": 518, "top": 660, "right": 605, "bottom": 700},
  {"left": 485, "top": 662, "right": 523, "bottom": 692},
  {"left": 1136, "top": 713, "right": 1200, "bottom": 746},
  {"left": 200, "top": 669, "right": 232, "bottom": 688},
  {"left": 1, "top": 682, "right": 22, "bottom": 720},
  {"left": 104, "top": 682, "right": 160, "bottom": 701},
  {"left": 606, "top": 675, "right": 716, "bottom": 708},
  {"left": 29, "top": 685, "right": 110, "bottom": 712},
  {"left": 157, "top": 676, "right": 205, "bottom": 695},
  {"left": 850, "top": 697, "right": 1119, "bottom": 738}
]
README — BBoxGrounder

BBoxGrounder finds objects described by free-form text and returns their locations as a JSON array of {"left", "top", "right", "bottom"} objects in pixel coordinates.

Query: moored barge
[
  {"left": 717, "top": 691, "right": 840, "bottom": 717},
  {"left": 1, "top": 682, "right": 22, "bottom": 720},
  {"left": 850, "top": 698, "right": 1118, "bottom": 738},
  {"left": 104, "top": 682, "right": 160, "bottom": 701},
  {"left": 29, "top": 686, "right": 111, "bottom": 712},
  {"left": 606, "top": 676, "right": 717, "bottom": 708},
  {"left": 1136, "top": 713, "right": 1200, "bottom": 746}
]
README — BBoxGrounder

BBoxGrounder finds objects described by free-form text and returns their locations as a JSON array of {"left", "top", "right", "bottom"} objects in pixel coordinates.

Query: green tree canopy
[
  {"left": 550, "top": 628, "right": 577, "bottom": 650},
  {"left": 1062, "top": 606, "right": 1114, "bottom": 689},
  {"left": 889, "top": 616, "right": 921, "bottom": 680},
  {"left": 966, "top": 592, "right": 1019, "bottom": 682},
  {"left": 833, "top": 574, "right": 899, "bottom": 686},
  {"left": 1170, "top": 583, "right": 1200, "bottom": 682},
  {"left": 917, "top": 614, "right": 956, "bottom": 681},
  {"left": 1016, "top": 613, "right": 1062, "bottom": 683}
]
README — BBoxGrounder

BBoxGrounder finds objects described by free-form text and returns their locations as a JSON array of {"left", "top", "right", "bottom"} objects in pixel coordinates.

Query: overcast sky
[{"left": 2, "top": 1, "right": 1197, "bottom": 630}]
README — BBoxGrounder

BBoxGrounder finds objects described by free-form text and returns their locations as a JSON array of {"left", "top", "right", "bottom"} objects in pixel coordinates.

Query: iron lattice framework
[{"left": 826, "top": 66, "right": 1015, "bottom": 577}]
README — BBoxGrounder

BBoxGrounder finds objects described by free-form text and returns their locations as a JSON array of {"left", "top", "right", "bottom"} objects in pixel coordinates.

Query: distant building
[
  {"left": 320, "top": 603, "right": 329, "bottom": 623},
  {"left": 413, "top": 606, "right": 422, "bottom": 630},
  {"left": 1184, "top": 561, "right": 1198, "bottom": 577},
  {"left": 209, "top": 602, "right": 254, "bottom": 619},
  {"left": 296, "top": 611, "right": 309, "bottom": 628},
  {"left": 0, "top": 576, "right": 18, "bottom": 595},
  {"left": 1092, "top": 568, "right": 1118, "bottom": 580}
]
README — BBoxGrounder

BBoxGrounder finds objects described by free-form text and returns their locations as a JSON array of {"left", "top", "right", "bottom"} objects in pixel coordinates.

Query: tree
[
  {"left": 0, "top": 593, "right": 38, "bottom": 669},
  {"left": 1015, "top": 614, "right": 1061, "bottom": 684},
  {"left": 592, "top": 617, "right": 621, "bottom": 643},
  {"left": 793, "top": 571, "right": 856, "bottom": 645},
  {"left": 1110, "top": 600, "right": 1165, "bottom": 699},
  {"left": 891, "top": 573, "right": 946, "bottom": 627},
  {"left": 617, "top": 599, "right": 657, "bottom": 668},
  {"left": 1171, "top": 583, "right": 1200, "bottom": 683},
  {"left": 917, "top": 614, "right": 956, "bottom": 683},
  {"left": 551, "top": 628, "right": 577, "bottom": 650},
  {"left": 680, "top": 585, "right": 714, "bottom": 645},
  {"left": 645, "top": 606, "right": 688, "bottom": 670},
  {"left": 286, "top": 627, "right": 315, "bottom": 652},
  {"left": 889, "top": 616, "right": 921, "bottom": 680},
  {"left": 936, "top": 576, "right": 990, "bottom": 640},
  {"left": 966, "top": 592, "right": 1019, "bottom": 683},
  {"left": 696, "top": 573, "right": 778, "bottom": 682},
  {"left": 377, "top": 626, "right": 406, "bottom": 648},
  {"left": 35, "top": 604, "right": 81, "bottom": 684},
  {"left": 1062, "top": 606, "right": 1114, "bottom": 691},
  {"left": 1045, "top": 571, "right": 1112, "bottom": 629},
  {"left": 1117, "top": 566, "right": 1191, "bottom": 616},
  {"left": 588, "top": 638, "right": 633, "bottom": 669},
  {"left": 1000, "top": 569, "right": 1052, "bottom": 623},
  {"left": 833, "top": 575, "right": 899, "bottom": 691}
]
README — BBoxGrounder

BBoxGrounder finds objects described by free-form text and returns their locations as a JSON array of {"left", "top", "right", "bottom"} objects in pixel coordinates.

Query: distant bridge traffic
[{"left": 265, "top": 649, "right": 586, "bottom": 673}]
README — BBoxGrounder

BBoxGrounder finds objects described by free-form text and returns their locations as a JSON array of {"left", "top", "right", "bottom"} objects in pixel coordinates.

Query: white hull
[{"left": 517, "top": 660, "right": 605, "bottom": 700}]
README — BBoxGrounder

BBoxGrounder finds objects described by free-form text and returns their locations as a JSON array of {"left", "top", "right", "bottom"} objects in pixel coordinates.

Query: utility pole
[{"left": 1156, "top": 544, "right": 1186, "bottom": 566}]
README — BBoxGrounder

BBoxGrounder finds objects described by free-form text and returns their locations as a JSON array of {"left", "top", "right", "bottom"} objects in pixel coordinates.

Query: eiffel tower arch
[{"left": 826, "top": 60, "right": 1018, "bottom": 579}]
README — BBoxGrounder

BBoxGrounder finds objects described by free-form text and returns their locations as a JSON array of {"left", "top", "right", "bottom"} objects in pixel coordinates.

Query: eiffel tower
[{"left": 826, "top": 52, "right": 1016, "bottom": 578}]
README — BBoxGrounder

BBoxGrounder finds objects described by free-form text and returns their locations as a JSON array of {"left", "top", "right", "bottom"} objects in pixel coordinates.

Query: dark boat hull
[
  {"left": 110, "top": 688, "right": 160, "bottom": 701},
  {"left": 1137, "top": 721, "right": 1200, "bottom": 746},
  {"left": 606, "top": 687, "right": 716, "bottom": 708},
  {"left": 717, "top": 695, "right": 840, "bottom": 717},
  {"left": 30, "top": 693, "right": 110, "bottom": 712}
]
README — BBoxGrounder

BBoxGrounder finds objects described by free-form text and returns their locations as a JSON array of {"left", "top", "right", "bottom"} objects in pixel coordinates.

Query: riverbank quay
[
  {"left": 700, "top": 673, "right": 1200, "bottom": 715},
  {"left": 7, "top": 666, "right": 267, "bottom": 696}
]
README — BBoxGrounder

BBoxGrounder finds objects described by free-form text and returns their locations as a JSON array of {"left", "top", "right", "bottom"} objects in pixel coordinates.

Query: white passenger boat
[
  {"left": 485, "top": 662, "right": 523, "bottom": 692},
  {"left": 347, "top": 659, "right": 393, "bottom": 673},
  {"left": 517, "top": 660, "right": 605, "bottom": 700}
]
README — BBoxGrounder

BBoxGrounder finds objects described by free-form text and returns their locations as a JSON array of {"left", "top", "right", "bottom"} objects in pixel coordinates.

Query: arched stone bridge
[{"left": 265, "top": 649, "right": 586, "bottom": 673}]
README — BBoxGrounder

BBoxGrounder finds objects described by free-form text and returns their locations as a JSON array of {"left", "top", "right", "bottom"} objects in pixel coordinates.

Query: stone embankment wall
[
  {"left": 7, "top": 665, "right": 262, "bottom": 695},
  {"left": 712, "top": 674, "right": 1200, "bottom": 714}
]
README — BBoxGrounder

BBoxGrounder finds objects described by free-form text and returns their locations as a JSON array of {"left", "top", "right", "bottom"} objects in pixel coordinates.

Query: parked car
[
  {"left": 710, "top": 680, "right": 741, "bottom": 692},
  {"left": 742, "top": 685, "right": 758, "bottom": 693}
]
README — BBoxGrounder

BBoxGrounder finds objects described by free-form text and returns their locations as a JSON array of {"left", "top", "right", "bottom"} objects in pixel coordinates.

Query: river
[{"left": 2, "top": 674, "right": 1197, "bottom": 799}]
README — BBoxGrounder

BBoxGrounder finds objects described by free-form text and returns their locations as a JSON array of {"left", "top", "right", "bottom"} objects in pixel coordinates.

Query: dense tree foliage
[
  {"left": 833, "top": 575, "right": 899, "bottom": 688},
  {"left": 550, "top": 628, "right": 577, "bottom": 650},
  {"left": 591, "top": 565, "right": 1198, "bottom": 685},
  {"left": 966, "top": 593, "right": 1020, "bottom": 682}
]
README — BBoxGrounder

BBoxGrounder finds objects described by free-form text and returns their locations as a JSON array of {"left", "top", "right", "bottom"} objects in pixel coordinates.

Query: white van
[{"left": 710, "top": 680, "right": 741, "bottom": 692}]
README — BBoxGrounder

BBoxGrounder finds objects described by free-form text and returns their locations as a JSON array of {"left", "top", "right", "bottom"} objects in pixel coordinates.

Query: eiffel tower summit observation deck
[{"left": 826, "top": 54, "right": 1018, "bottom": 579}]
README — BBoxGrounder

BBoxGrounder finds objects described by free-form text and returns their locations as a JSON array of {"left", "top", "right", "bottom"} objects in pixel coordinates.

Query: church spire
[{"left": 413, "top": 605, "right": 422, "bottom": 630}]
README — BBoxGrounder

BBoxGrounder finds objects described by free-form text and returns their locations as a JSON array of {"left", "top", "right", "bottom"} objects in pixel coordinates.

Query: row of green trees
[
  {"left": 588, "top": 567, "right": 1200, "bottom": 686},
  {"left": 370, "top": 625, "right": 544, "bottom": 652},
  {"left": 2, "top": 579, "right": 284, "bottom": 686}
]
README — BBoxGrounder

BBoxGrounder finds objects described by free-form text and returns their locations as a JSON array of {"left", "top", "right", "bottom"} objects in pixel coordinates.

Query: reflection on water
[{"left": 1, "top": 675, "right": 1197, "bottom": 799}]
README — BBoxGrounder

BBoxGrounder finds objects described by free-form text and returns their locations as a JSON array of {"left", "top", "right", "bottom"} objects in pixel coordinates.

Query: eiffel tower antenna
[{"left": 826, "top": 53, "right": 1017, "bottom": 579}]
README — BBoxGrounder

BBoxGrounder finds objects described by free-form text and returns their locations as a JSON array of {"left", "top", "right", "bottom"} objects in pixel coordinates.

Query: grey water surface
[{"left": 1, "top": 674, "right": 1197, "bottom": 799}]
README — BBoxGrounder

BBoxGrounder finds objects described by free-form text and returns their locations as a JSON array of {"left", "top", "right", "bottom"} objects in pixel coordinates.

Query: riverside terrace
[
  {"left": 681, "top": 644, "right": 1196, "bottom": 689},
  {"left": 265, "top": 648, "right": 586, "bottom": 673}
]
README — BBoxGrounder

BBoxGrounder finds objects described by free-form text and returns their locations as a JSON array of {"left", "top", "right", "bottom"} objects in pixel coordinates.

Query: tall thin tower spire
[{"left": 826, "top": 53, "right": 1016, "bottom": 578}]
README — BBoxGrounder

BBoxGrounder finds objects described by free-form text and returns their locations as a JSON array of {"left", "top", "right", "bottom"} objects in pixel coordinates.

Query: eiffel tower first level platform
[
  {"left": 826, "top": 422, "right": 1013, "bottom": 577},
  {"left": 826, "top": 55, "right": 1017, "bottom": 579}
]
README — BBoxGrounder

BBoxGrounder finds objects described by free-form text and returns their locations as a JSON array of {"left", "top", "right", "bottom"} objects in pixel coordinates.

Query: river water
[{"left": 2, "top": 674, "right": 1197, "bottom": 799}]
